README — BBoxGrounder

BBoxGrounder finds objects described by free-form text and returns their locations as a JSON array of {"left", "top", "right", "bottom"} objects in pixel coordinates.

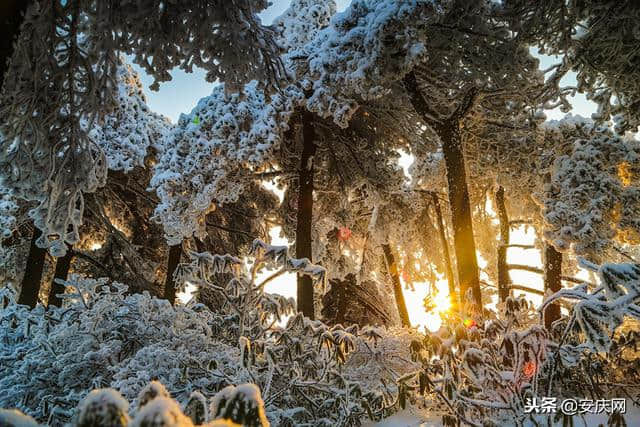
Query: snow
[
  {"left": 149, "top": 82, "right": 303, "bottom": 244},
  {"left": 363, "top": 407, "right": 443, "bottom": 427},
  {"left": 2, "top": 2, "right": 640, "bottom": 427},
  {"left": 0, "top": 409, "right": 40, "bottom": 427},
  {"left": 210, "top": 384, "right": 269, "bottom": 427},
  {"left": 78, "top": 388, "right": 129, "bottom": 413},
  {"left": 130, "top": 397, "right": 194, "bottom": 427},
  {"left": 138, "top": 381, "right": 171, "bottom": 409}
]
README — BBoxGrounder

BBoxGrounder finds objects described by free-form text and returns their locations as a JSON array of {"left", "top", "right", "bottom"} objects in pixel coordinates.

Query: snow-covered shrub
[
  {"left": 0, "top": 409, "right": 40, "bottom": 427},
  {"left": 402, "top": 283, "right": 638, "bottom": 427},
  {"left": 2, "top": 381, "right": 263, "bottom": 427},
  {"left": 0, "top": 276, "right": 241, "bottom": 424},
  {"left": 542, "top": 260, "right": 640, "bottom": 353},
  {"left": 0, "top": 241, "right": 418, "bottom": 426},
  {"left": 137, "top": 382, "right": 171, "bottom": 410},
  {"left": 130, "top": 397, "right": 194, "bottom": 427},
  {"left": 76, "top": 389, "right": 130, "bottom": 427},
  {"left": 209, "top": 384, "right": 268, "bottom": 427},
  {"left": 183, "top": 392, "right": 208, "bottom": 425}
]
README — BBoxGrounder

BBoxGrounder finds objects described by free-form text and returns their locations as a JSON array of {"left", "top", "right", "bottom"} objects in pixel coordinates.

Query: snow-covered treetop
[
  {"left": 272, "top": 0, "right": 337, "bottom": 52},
  {"left": 95, "top": 0, "right": 287, "bottom": 94},
  {"left": 92, "top": 63, "right": 172, "bottom": 173},
  {"left": 538, "top": 126, "right": 640, "bottom": 260},
  {"left": 0, "top": 0, "right": 285, "bottom": 258},
  {"left": 150, "top": 82, "right": 303, "bottom": 244},
  {"left": 296, "top": 0, "right": 442, "bottom": 127},
  {"left": 504, "top": 0, "right": 640, "bottom": 133},
  {"left": 6, "top": 59, "right": 172, "bottom": 257}
]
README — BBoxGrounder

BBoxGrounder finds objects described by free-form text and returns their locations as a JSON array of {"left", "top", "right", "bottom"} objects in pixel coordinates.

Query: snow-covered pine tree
[
  {"left": 539, "top": 121, "right": 640, "bottom": 262},
  {"left": 151, "top": 0, "right": 430, "bottom": 322},
  {"left": 2, "top": 60, "right": 173, "bottom": 306},
  {"left": 293, "top": 0, "right": 567, "bottom": 311},
  {"left": 0, "top": 0, "right": 286, "bottom": 260},
  {"left": 505, "top": 0, "right": 640, "bottom": 134}
]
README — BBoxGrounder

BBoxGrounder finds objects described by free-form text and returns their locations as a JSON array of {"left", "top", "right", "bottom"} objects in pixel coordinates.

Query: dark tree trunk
[
  {"left": 0, "top": 0, "right": 29, "bottom": 94},
  {"left": 439, "top": 119, "right": 482, "bottom": 307},
  {"left": 296, "top": 110, "right": 317, "bottom": 319},
  {"left": 163, "top": 244, "right": 182, "bottom": 304},
  {"left": 194, "top": 237, "right": 206, "bottom": 252},
  {"left": 403, "top": 71, "right": 481, "bottom": 308},
  {"left": 431, "top": 192, "right": 457, "bottom": 308},
  {"left": 495, "top": 186, "right": 511, "bottom": 302},
  {"left": 382, "top": 243, "right": 411, "bottom": 327},
  {"left": 18, "top": 228, "right": 47, "bottom": 308},
  {"left": 543, "top": 243, "right": 562, "bottom": 330},
  {"left": 48, "top": 246, "right": 73, "bottom": 307}
]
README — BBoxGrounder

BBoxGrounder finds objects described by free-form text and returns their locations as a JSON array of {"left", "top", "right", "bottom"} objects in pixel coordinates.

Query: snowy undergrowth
[
  {"left": 392, "top": 260, "right": 640, "bottom": 427},
  {"left": 0, "top": 240, "right": 420, "bottom": 426},
  {"left": 2, "top": 244, "right": 640, "bottom": 426}
]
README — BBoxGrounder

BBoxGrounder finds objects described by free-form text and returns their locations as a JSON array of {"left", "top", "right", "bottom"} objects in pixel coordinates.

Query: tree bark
[
  {"left": 495, "top": 186, "right": 511, "bottom": 302},
  {"left": 403, "top": 72, "right": 482, "bottom": 308},
  {"left": 543, "top": 243, "right": 562, "bottom": 330},
  {"left": 48, "top": 246, "right": 73, "bottom": 307},
  {"left": 18, "top": 228, "right": 47, "bottom": 308},
  {"left": 439, "top": 119, "right": 482, "bottom": 307},
  {"left": 163, "top": 244, "right": 182, "bottom": 304},
  {"left": 382, "top": 243, "right": 411, "bottom": 327},
  {"left": 431, "top": 192, "right": 457, "bottom": 308},
  {"left": 0, "top": 0, "right": 29, "bottom": 94},
  {"left": 296, "top": 110, "right": 316, "bottom": 319}
]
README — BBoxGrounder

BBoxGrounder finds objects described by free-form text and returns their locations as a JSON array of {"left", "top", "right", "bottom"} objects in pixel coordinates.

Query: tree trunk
[
  {"left": 382, "top": 243, "right": 411, "bottom": 327},
  {"left": 163, "top": 244, "right": 182, "bottom": 304},
  {"left": 48, "top": 246, "right": 73, "bottom": 307},
  {"left": 543, "top": 243, "right": 562, "bottom": 330},
  {"left": 296, "top": 110, "right": 317, "bottom": 319},
  {"left": 0, "top": 0, "right": 29, "bottom": 94},
  {"left": 431, "top": 192, "right": 457, "bottom": 308},
  {"left": 439, "top": 119, "right": 482, "bottom": 307},
  {"left": 18, "top": 228, "right": 47, "bottom": 308},
  {"left": 495, "top": 186, "right": 511, "bottom": 302},
  {"left": 403, "top": 71, "right": 481, "bottom": 308}
]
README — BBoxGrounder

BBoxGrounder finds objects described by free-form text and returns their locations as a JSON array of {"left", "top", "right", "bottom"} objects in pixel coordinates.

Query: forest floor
[{"left": 365, "top": 406, "right": 443, "bottom": 426}]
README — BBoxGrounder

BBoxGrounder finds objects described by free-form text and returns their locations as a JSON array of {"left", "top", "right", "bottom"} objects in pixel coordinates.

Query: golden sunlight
[
  {"left": 90, "top": 242, "right": 103, "bottom": 250},
  {"left": 401, "top": 276, "right": 451, "bottom": 332},
  {"left": 618, "top": 161, "right": 632, "bottom": 187}
]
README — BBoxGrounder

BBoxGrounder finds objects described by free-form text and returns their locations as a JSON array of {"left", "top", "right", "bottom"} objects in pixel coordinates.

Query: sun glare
[{"left": 402, "top": 276, "right": 451, "bottom": 333}]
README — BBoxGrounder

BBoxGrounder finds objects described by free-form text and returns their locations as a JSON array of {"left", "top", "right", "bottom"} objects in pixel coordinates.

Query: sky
[
  {"left": 131, "top": 0, "right": 351, "bottom": 123},
  {"left": 149, "top": 1, "right": 598, "bottom": 331},
  {"left": 131, "top": 1, "right": 597, "bottom": 125}
]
